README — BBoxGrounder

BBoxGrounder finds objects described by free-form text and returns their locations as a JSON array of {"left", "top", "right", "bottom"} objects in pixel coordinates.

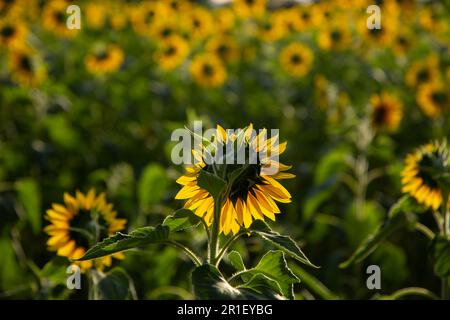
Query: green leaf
[
  {"left": 163, "top": 209, "right": 201, "bottom": 232},
  {"left": 339, "top": 204, "right": 416, "bottom": 269},
  {"left": 432, "top": 236, "right": 450, "bottom": 278},
  {"left": 388, "top": 195, "right": 427, "bottom": 219},
  {"left": 231, "top": 251, "right": 299, "bottom": 299},
  {"left": 248, "top": 220, "right": 317, "bottom": 268},
  {"left": 289, "top": 264, "right": 339, "bottom": 300},
  {"left": 191, "top": 264, "right": 283, "bottom": 300},
  {"left": 192, "top": 264, "right": 242, "bottom": 300},
  {"left": 228, "top": 251, "right": 246, "bottom": 272},
  {"left": 237, "top": 273, "right": 284, "bottom": 300},
  {"left": 76, "top": 225, "right": 170, "bottom": 261},
  {"left": 303, "top": 177, "right": 337, "bottom": 220},
  {"left": 15, "top": 178, "right": 41, "bottom": 234},
  {"left": 197, "top": 170, "right": 226, "bottom": 199},
  {"left": 138, "top": 163, "right": 169, "bottom": 209},
  {"left": 95, "top": 268, "right": 132, "bottom": 300}
]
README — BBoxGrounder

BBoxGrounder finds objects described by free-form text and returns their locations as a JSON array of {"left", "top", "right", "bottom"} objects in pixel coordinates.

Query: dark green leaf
[
  {"left": 228, "top": 251, "right": 246, "bottom": 272},
  {"left": 432, "top": 236, "right": 450, "bottom": 278},
  {"left": 138, "top": 163, "right": 169, "bottom": 209},
  {"left": 192, "top": 264, "right": 242, "bottom": 300},
  {"left": 339, "top": 207, "right": 416, "bottom": 269},
  {"left": 237, "top": 273, "right": 284, "bottom": 300},
  {"left": 15, "top": 178, "right": 41, "bottom": 234},
  {"left": 248, "top": 220, "right": 317, "bottom": 268},
  {"left": 231, "top": 251, "right": 299, "bottom": 299},
  {"left": 163, "top": 209, "right": 201, "bottom": 232},
  {"left": 197, "top": 170, "right": 226, "bottom": 199},
  {"left": 95, "top": 268, "right": 131, "bottom": 300},
  {"left": 76, "top": 225, "right": 170, "bottom": 261}
]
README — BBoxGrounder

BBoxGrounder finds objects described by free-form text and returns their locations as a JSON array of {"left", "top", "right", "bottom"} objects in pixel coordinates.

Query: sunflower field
[{"left": 1, "top": 0, "right": 450, "bottom": 301}]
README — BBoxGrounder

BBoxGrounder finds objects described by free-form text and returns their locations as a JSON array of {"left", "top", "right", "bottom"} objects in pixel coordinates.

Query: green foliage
[
  {"left": 15, "top": 178, "right": 41, "bottom": 234},
  {"left": 432, "top": 237, "right": 450, "bottom": 278},
  {"left": 138, "top": 163, "right": 169, "bottom": 209},
  {"left": 95, "top": 268, "right": 134, "bottom": 300},
  {"left": 248, "top": 220, "right": 317, "bottom": 268}
]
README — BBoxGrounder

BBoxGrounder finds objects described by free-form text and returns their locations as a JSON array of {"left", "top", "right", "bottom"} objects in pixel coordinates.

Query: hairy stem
[{"left": 209, "top": 199, "right": 222, "bottom": 264}]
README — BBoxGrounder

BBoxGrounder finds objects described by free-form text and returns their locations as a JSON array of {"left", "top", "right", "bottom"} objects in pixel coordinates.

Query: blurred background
[{"left": 0, "top": 0, "right": 449, "bottom": 299}]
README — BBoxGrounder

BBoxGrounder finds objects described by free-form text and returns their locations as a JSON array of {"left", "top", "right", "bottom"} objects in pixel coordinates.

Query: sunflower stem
[
  {"left": 440, "top": 190, "right": 449, "bottom": 300},
  {"left": 209, "top": 198, "right": 222, "bottom": 265},
  {"left": 215, "top": 231, "right": 246, "bottom": 267},
  {"left": 166, "top": 241, "right": 202, "bottom": 267}
]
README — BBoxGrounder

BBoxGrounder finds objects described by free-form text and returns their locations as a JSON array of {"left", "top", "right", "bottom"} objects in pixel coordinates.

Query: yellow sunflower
[
  {"left": 416, "top": 82, "right": 449, "bottom": 119},
  {"left": 257, "top": 13, "right": 286, "bottom": 42},
  {"left": 176, "top": 124, "right": 295, "bottom": 235},
  {"left": 405, "top": 56, "right": 440, "bottom": 88},
  {"left": 155, "top": 35, "right": 189, "bottom": 71},
  {"left": 317, "top": 23, "right": 352, "bottom": 51},
  {"left": 85, "top": 44, "right": 124, "bottom": 75},
  {"left": 205, "top": 35, "right": 239, "bottom": 63},
  {"left": 401, "top": 142, "right": 450, "bottom": 211},
  {"left": 44, "top": 190, "right": 127, "bottom": 271},
  {"left": 233, "top": 0, "right": 266, "bottom": 20},
  {"left": 0, "top": 18, "right": 27, "bottom": 49},
  {"left": 370, "top": 92, "right": 403, "bottom": 132},
  {"left": 42, "top": 0, "right": 79, "bottom": 38},
  {"left": 129, "top": 2, "right": 170, "bottom": 35},
  {"left": 214, "top": 7, "right": 236, "bottom": 32},
  {"left": 390, "top": 28, "right": 413, "bottom": 56},
  {"left": 279, "top": 42, "right": 314, "bottom": 78},
  {"left": 190, "top": 53, "right": 227, "bottom": 88},
  {"left": 85, "top": 2, "right": 107, "bottom": 30},
  {"left": 8, "top": 47, "right": 46, "bottom": 87},
  {"left": 182, "top": 6, "right": 214, "bottom": 41},
  {"left": 358, "top": 13, "right": 397, "bottom": 47}
]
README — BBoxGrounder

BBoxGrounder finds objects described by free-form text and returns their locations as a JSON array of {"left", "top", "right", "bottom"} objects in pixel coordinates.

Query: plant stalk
[{"left": 209, "top": 198, "right": 222, "bottom": 264}]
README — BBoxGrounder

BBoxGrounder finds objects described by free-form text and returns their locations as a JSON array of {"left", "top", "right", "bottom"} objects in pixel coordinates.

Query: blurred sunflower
[
  {"left": 151, "top": 21, "right": 179, "bottom": 43},
  {"left": 206, "top": 35, "right": 239, "bottom": 63},
  {"left": 130, "top": 2, "right": 169, "bottom": 35},
  {"left": 233, "top": 0, "right": 266, "bottom": 19},
  {"left": 155, "top": 35, "right": 189, "bottom": 71},
  {"left": 370, "top": 92, "right": 403, "bottom": 132},
  {"left": 190, "top": 53, "right": 227, "bottom": 87},
  {"left": 279, "top": 8, "right": 302, "bottom": 34},
  {"left": 85, "top": 44, "right": 124, "bottom": 75},
  {"left": 42, "top": 0, "right": 79, "bottom": 38},
  {"left": 8, "top": 47, "right": 46, "bottom": 87},
  {"left": 176, "top": 124, "right": 294, "bottom": 235},
  {"left": 183, "top": 6, "right": 214, "bottom": 41},
  {"left": 44, "top": 190, "right": 127, "bottom": 271},
  {"left": 214, "top": 7, "right": 236, "bottom": 32},
  {"left": 416, "top": 82, "right": 449, "bottom": 118},
  {"left": 0, "top": 18, "right": 27, "bottom": 49},
  {"left": 257, "top": 13, "right": 286, "bottom": 42},
  {"left": 358, "top": 14, "right": 397, "bottom": 46},
  {"left": 390, "top": 28, "right": 413, "bottom": 56},
  {"left": 279, "top": 42, "right": 314, "bottom": 77},
  {"left": 85, "top": 2, "right": 107, "bottom": 30},
  {"left": 318, "top": 23, "right": 352, "bottom": 51},
  {"left": 405, "top": 56, "right": 440, "bottom": 88},
  {"left": 401, "top": 142, "right": 450, "bottom": 211}
]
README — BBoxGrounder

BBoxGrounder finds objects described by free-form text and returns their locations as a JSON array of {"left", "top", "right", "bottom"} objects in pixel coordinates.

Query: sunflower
[
  {"left": 155, "top": 35, "right": 189, "bottom": 71},
  {"left": 176, "top": 124, "right": 295, "bottom": 235},
  {"left": 44, "top": 190, "right": 127, "bottom": 271},
  {"left": 130, "top": 2, "right": 169, "bottom": 35},
  {"left": 205, "top": 35, "right": 239, "bottom": 63},
  {"left": 85, "top": 44, "right": 124, "bottom": 75},
  {"left": 0, "top": 18, "right": 27, "bottom": 49},
  {"left": 405, "top": 56, "right": 440, "bottom": 88},
  {"left": 85, "top": 2, "right": 107, "bottom": 30},
  {"left": 257, "top": 13, "right": 286, "bottom": 42},
  {"left": 151, "top": 21, "right": 179, "bottom": 43},
  {"left": 182, "top": 6, "right": 214, "bottom": 41},
  {"left": 190, "top": 53, "right": 227, "bottom": 88},
  {"left": 401, "top": 142, "right": 450, "bottom": 211},
  {"left": 390, "top": 28, "right": 413, "bottom": 56},
  {"left": 8, "top": 47, "right": 46, "bottom": 87},
  {"left": 416, "top": 82, "right": 449, "bottom": 118},
  {"left": 214, "top": 7, "right": 236, "bottom": 32},
  {"left": 317, "top": 23, "right": 352, "bottom": 51},
  {"left": 358, "top": 13, "right": 397, "bottom": 46},
  {"left": 42, "top": 0, "right": 79, "bottom": 38},
  {"left": 279, "top": 42, "right": 314, "bottom": 78},
  {"left": 233, "top": 0, "right": 266, "bottom": 20},
  {"left": 370, "top": 92, "right": 403, "bottom": 132}
]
